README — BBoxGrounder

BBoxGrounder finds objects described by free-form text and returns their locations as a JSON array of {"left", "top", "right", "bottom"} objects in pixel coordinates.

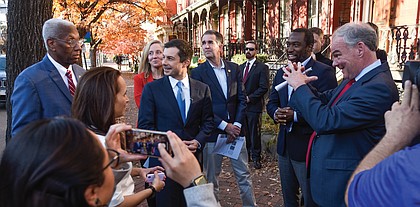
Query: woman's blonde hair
[{"left": 138, "top": 40, "right": 163, "bottom": 77}]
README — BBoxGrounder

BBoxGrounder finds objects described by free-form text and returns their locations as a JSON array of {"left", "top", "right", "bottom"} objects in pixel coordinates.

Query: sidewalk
[{"left": 101, "top": 62, "right": 133, "bottom": 72}]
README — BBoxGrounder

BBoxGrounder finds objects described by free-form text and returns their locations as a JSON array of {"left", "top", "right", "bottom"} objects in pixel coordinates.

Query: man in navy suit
[
  {"left": 267, "top": 28, "right": 337, "bottom": 207},
  {"left": 239, "top": 40, "right": 269, "bottom": 169},
  {"left": 191, "top": 30, "right": 256, "bottom": 206},
  {"left": 283, "top": 23, "right": 399, "bottom": 207},
  {"left": 138, "top": 39, "right": 214, "bottom": 207},
  {"left": 11, "top": 18, "right": 85, "bottom": 137}
]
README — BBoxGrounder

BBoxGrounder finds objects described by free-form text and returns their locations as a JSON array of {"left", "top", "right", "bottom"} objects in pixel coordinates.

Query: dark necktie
[
  {"left": 306, "top": 79, "right": 356, "bottom": 168},
  {"left": 176, "top": 81, "right": 186, "bottom": 124},
  {"left": 243, "top": 62, "right": 250, "bottom": 81},
  {"left": 66, "top": 70, "right": 76, "bottom": 96}
]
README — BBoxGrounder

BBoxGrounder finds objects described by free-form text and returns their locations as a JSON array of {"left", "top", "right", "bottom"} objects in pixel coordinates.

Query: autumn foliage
[{"left": 53, "top": 0, "right": 167, "bottom": 55}]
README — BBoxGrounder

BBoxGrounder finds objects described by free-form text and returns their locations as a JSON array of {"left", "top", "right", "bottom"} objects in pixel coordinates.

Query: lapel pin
[{"left": 227, "top": 69, "right": 231, "bottom": 73}]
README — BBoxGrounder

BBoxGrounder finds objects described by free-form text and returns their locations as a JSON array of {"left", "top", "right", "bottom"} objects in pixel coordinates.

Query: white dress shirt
[
  {"left": 243, "top": 58, "right": 256, "bottom": 76},
  {"left": 47, "top": 54, "right": 77, "bottom": 87},
  {"left": 208, "top": 60, "right": 242, "bottom": 130}
]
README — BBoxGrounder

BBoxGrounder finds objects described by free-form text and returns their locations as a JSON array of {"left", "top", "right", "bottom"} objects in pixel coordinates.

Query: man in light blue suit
[{"left": 11, "top": 18, "right": 85, "bottom": 137}]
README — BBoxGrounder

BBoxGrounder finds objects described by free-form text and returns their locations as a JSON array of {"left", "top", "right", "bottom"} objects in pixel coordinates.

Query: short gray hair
[
  {"left": 332, "top": 22, "right": 377, "bottom": 51},
  {"left": 42, "top": 18, "right": 76, "bottom": 50}
]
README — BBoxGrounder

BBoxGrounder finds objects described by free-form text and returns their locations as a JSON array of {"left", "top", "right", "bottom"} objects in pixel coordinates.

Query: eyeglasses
[
  {"left": 245, "top": 47, "right": 255, "bottom": 51},
  {"left": 103, "top": 149, "right": 120, "bottom": 170},
  {"left": 53, "top": 38, "right": 84, "bottom": 48}
]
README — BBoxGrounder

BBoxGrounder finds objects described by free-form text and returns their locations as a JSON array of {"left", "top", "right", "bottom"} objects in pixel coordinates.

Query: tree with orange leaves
[{"left": 53, "top": 0, "right": 167, "bottom": 66}]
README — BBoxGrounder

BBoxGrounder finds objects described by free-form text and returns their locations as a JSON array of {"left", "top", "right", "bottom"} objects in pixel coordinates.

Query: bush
[
  {"left": 231, "top": 54, "right": 246, "bottom": 65},
  {"left": 256, "top": 53, "right": 269, "bottom": 63},
  {"left": 261, "top": 112, "right": 279, "bottom": 134}
]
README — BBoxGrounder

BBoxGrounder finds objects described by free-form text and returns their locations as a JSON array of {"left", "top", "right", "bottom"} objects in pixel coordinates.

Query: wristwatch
[
  {"left": 187, "top": 174, "right": 207, "bottom": 188},
  {"left": 147, "top": 185, "right": 156, "bottom": 198}
]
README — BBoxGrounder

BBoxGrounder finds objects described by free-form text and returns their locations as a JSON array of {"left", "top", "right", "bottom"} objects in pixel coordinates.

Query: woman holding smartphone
[{"left": 72, "top": 67, "right": 165, "bottom": 207}]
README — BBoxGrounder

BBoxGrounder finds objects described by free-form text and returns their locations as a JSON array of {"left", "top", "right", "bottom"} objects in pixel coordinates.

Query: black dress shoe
[
  {"left": 248, "top": 154, "right": 253, "bottom": 162},
  {"left": 253, "top": 160, "right": 262, "bottom": 169}
]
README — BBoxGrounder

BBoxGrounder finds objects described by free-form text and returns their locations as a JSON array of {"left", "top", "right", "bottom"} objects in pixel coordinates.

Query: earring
[{"left": 95, "top": 198, "right": 101, "bottom": 206}]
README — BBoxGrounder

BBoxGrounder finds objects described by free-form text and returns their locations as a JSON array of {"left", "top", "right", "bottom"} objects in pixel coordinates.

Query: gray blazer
[{"left": 184, "top": 183, "right": 220, "bottom": 207}]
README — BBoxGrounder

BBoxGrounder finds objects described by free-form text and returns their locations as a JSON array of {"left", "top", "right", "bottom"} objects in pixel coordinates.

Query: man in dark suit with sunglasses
[{"left": 239, "top": 41, "right": 269, "bottom": 169}]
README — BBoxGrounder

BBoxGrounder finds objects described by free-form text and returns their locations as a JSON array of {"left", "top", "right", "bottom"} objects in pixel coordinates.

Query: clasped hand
[
  {"left": 274, "top": 106, "right": 293, "bottom": 125},
  {"left": 225, "top": 123, "right": 240, "bottom": 143}
]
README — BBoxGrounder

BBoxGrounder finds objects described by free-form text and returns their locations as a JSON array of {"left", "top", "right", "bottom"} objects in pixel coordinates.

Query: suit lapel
[
  {"left": 244, "top": 61, "right": 258, "bottom": 84},
  {"left": 204, "top": 61, "right": 226, "bottom": 100},
  {"left": 44, "top": 57, "right": 73, "bottom": 102},
  {"left": 330, "top": 63, "right": 387, "bottom": 105},
  {"left": 186, "top": 79, "right": 199, "bottom": 124},
  {"left": 280, "top": 74, "right": 289, "bottom": 106},
  {"left": 224, "top": 60, "right": 232, "bottom": 100},
  {"left": 305, "top": 59, "right": 314, "bottom": 72},
  {"left": 72, "top": 65, "right": 84, "bottom": 81}
]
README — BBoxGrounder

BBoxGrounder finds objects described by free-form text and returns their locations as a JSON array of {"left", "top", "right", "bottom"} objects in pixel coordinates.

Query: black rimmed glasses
[
  {"left": 53, "top": 38, "right": 84, "bottom": 48},
  {"left": 103, "top": 149, "right": 120, "bottom": 170},
  {"left": 245, "top": 47, "right": 255, "bottom": 51}
]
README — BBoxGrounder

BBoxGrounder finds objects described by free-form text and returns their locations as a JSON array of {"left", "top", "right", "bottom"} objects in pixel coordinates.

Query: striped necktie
[{"left": 66, "top": 70, "right": 76, "bottom": 96}]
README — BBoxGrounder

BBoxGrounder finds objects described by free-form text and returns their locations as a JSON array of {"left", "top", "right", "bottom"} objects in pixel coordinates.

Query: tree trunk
[
  {"left": 5, "top": 0, "right": 53, "bottom": 143},
  {"left": 90, "top": 47, "right": 97, "bottom": 68}
]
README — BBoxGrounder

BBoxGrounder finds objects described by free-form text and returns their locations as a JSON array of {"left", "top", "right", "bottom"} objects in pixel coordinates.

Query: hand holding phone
[{"left": 146, "top": 172, "right": 165, "bottom": 183}]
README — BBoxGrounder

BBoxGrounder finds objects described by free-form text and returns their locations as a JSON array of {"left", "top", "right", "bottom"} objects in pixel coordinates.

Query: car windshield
[{"left": 0, "top": 57, "right": 5, "bottom": 71}]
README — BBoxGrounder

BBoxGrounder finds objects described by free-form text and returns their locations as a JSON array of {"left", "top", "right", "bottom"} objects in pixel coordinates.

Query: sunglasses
[{"left": 245, "top": 48, "right": 255, "bottom": 51}]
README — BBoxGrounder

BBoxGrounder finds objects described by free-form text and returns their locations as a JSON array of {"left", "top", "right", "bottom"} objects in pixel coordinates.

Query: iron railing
[{"left": 389, "top": 25, "right": 419, "bottom": 69}]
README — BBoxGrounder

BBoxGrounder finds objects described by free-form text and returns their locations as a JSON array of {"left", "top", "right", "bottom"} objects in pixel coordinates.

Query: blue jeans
[
  {"left": 278, "top": 152, "right": 315, "bottom": 207},
  {"left": 203, "top": 141, "right": 257, "bottom": 207}
]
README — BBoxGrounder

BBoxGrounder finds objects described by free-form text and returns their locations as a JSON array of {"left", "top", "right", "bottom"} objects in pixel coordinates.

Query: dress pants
[
  {"left": 146, "top": 158, "right": 187, "bottom": 207},
  {"left": 203, "top": 141, "right": 257, "bottom": 207},
  {"left": 244, "top": 111, "right": 262, "bottom": 161},
  {"left": 278, "top": 151, "right": 315, "bottom": 207}
]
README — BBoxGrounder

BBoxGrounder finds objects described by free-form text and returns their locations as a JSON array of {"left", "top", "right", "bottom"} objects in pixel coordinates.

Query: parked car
[{"left": 0, "top": 55, "right": 6, "bottom": 104}]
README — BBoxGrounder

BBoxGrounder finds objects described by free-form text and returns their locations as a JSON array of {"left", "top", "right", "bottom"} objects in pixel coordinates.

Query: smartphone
[
  {"left": 145, "top": 172, "right": 165, "bottom": 183},
  {"left": 125, "top": 128, "right": 172, "bottom": 157}
]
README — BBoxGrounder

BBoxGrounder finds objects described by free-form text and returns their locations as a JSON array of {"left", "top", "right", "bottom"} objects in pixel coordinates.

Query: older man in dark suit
[
  {"left": 267, "top": 28, "right": 337, "bottom": 207},
  {"left": 283, "top": 23, "right": 399, "bottom": 207},
  {"left": 138, "top": 39, "right": 214, "bottom": 207},
  {"left": 191, "top": 30, "right": 256, "bottom": 206},
  {"left": 11, "top": 18, "right": 85, "bottom": 137},
  {"left": 239, "top": 40, "right": 269, "bottom": 169}
]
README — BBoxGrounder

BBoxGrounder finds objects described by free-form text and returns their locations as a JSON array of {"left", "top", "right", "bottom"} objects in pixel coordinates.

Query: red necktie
[
  {"left": 306, "top": 79, "right": 355, "bottom": 168},
  {"left": 66, "top": 70, "right": 76, "bottom": 96},
  {"left": 243, "top": 62, "right": 250, "bottom": 81}
]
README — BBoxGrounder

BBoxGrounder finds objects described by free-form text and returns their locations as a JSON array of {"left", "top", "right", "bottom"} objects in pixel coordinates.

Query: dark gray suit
[
  {"left": 239, "top": 60, "right": 269, "bottom": 161},
  {"left": 11, "top": 55, "right": 85, "bottom": 137}
]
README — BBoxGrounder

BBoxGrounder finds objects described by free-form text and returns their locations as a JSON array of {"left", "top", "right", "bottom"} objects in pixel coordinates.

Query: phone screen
[{"left": 125, "top": 128, "right": 172, "bottom": 157}]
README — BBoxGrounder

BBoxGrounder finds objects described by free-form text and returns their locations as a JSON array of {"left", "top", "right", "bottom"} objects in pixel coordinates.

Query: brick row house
[{"left": 157, "top": 0, "right": 420, "bottom": 75}]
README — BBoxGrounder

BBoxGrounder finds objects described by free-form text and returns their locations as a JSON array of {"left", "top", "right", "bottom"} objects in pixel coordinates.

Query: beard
[{"left": 246, "top": 52, "right": 253, "bottom": 59}]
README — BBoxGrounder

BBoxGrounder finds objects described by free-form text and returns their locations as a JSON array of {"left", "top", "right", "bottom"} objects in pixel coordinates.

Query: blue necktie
[{"left": 176, "top": 81, "right": 186, "bottom": 123}]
